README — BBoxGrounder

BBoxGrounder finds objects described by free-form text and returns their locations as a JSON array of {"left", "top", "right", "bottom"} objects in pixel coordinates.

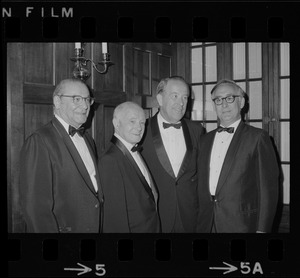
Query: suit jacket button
[{"left": 95, "top": 203, "right": 99, "bottom": 208}]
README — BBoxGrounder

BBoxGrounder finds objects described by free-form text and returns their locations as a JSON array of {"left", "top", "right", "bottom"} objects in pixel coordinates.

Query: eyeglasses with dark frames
[
  {"left": 59, "top": 95, "right": 95, "bottom": 105},
  {"left": 212, "top": 95, "right": 241, "bottom": 106}
]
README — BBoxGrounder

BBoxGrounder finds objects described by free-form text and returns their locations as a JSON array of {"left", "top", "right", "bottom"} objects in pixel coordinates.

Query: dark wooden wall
[{"left": 7, "top": 42, "right": 189, "bottom": 232}]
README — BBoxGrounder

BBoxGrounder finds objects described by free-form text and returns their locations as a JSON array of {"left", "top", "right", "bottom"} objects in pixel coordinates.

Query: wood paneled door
[{"left": 7, "top": 42, "right": 180, "bottom": 232}]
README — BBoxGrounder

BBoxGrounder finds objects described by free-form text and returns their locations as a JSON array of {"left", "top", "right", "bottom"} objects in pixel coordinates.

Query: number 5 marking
[{"left": 95, "top": 264, "right": 106, "bottom": 276}]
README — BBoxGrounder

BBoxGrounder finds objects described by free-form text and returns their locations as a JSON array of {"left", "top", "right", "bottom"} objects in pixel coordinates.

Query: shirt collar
[
  {"left": 114, "top": 133, "right": 135, "bottom": 152},
  {"left": 157, "top": 112, "right": 181, "bottom": 128},
  {"left": 55, "top": 114, "right": 84, "bottom": 135},
  {"left": 54, "top": 114, "right": 70, "bottom": 133},
  {"left": 220, "top": 119, "right": 241, "bottom": 133}
]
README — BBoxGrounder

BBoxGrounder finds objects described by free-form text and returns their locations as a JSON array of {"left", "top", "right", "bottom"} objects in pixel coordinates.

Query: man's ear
[
  {"left": 211, "top": 95, "right": 217, "bottom": 113},
  {"left": 112, "top": 118, "right": 119, "bottom": 131},
  {"left": 156, "top": 93, "right": 162, "bottom": 107},
  {"left": 53, "top": 95, "right": 61, "bottom": 109},
  {"left": 240, "top": 95, "right": 245, "bottom": 109}
]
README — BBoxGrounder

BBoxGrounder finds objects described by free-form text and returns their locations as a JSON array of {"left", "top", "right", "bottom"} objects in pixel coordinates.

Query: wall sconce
[{"left": 70, "top": 42, "right": 114, "bottom": 81}]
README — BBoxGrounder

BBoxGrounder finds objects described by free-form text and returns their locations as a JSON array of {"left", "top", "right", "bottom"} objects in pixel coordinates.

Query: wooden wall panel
[
  {"left": 124, "top": 43, "right": 135, "bottom": 102},
  {"left": 104, "top": 106, "right": 115, "bottom": 149},
  {"left": 151, "top": 52, "right": 172, "bottom": 95},
  {"left": 94, "top": 104, "right": 115, "bottom": 155},
  {"left": 24, "top": 104, "right": 54, "bottom": 139},
  {"left": 91, "top": 42, "right": 104, "bottom": 92},
  {"left": 104, "top": 43, "right": 124, "bottom": 92},
  {"left": 55, "top": 43, "right": 74, "bottom": 83},
  {"left": 158, "top": 55, "right": 171, "bottom": 80},
  {"left": 23, "top": 84, "right": 54, "bottom": 104},
  {"left": 217, "top": 43, "right": 233, "bottom": 80},
  {"left": 151, "top": 53, "right": 160, "bottom": 96},
  {"left": 93, "top": 43, "right": 124, "bottom": 93},
  {"left": 134, "top": 49, "right": 150, "bottom": 96},
  {"left": 24, "top": 43, "right": 54, "bottom": 85},
  {"left": 175, "top": 43, "right": 190, "bottom": 81},
  {"left": 93, "top": 104, "right": 104, "bottom": 155},
  {"left": 7, "top": 43, "right": 25, "bottom": 233}
]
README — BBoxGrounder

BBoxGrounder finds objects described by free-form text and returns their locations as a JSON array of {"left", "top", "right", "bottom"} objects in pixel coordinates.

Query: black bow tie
[
  {"left": 217, "top": 126, "right": 234, "bottom": 134},
  {"left": 69, "top": 125, "right": 85, "bottom": 137},
  {"left": 163, "top": 122, "right": 182, "bottom": 129},
  {"left": 131, "top": 144, "right": 143, "bottom": 153}
]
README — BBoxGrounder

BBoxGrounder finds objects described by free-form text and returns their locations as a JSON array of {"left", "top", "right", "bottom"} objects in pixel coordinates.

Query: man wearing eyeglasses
[
  {"left": 197, "top": 79, "right": 279, "bottom": 233},
  {"left": 19, "top": 78, "right": 103, "bottom": 233}
]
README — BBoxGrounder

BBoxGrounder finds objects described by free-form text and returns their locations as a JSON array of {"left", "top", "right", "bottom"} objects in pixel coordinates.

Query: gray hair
[
  {"left": 210, "top": 79, "right": 246, "bottom": 96},
  {"left": 53, "top": 78, "right": 87, "bottom": 98},
  {"left": 156, "top": 76, "right": 189, "bottom": 96},
  {"left": 113, "top": 101, "right": 144, "bottom": 120}
]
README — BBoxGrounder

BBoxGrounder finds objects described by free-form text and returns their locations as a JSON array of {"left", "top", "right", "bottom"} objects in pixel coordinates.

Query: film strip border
[
  {"left": 2, "top": 1, "right": 300, "bottom": 41},
  {"left": 4, "top": 0, "right": 299, "bottom": 277},
  {"left": 8, "top": 234, "right": 291, "bottom": 276}
]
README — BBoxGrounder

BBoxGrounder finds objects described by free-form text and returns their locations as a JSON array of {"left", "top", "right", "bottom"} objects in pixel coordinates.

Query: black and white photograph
[
  {"left": 7, "top": 42, "right": 290, "bottom": 234},
  {"left": 5, "top": 0, "right": 299, "bottom": 275}
]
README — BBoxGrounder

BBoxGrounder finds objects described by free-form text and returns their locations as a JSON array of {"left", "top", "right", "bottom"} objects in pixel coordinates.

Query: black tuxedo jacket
[
  {"left": 99, "top": 136, "right": 161, "bottom": 233},
  {"left": 141, "top": 113, "right": 204, "bottom": 232},
  {"left": 19, "top": 117, "right": 102, "bottom": 233},
  {"left": 197, "top": 121, "right": 279, "bottom": 233}
]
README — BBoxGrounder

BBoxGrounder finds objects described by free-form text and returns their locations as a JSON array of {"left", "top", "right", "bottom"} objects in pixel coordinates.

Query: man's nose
[
  {"left": 178, "top": 97, "right": 184, "bottom": 106},
  {"left": 221, "top": 98, "right": 228, "bottom": 107},
  {"left": 136, "top": 123, "right": 143, "bottom": 131},
  {"left": 81, "top": 98, "right": 89, "bottom": 109}
]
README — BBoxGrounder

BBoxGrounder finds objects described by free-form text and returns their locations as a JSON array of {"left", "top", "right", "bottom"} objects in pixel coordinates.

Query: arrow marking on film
[
  {"left": 209, "top": 261, "right": 238, "bottom": 275},
  {"left": 64, "top": 263, "right": 92, "bottom": 276}
]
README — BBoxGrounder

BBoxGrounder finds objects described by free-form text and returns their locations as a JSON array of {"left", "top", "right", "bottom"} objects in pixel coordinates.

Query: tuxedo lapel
[
  {"left": 83, "top": 135, "right": 103, "bottom": 198},
  {"left": 111, "top": 136, "right": 156, "bottom": 204},
  {"left": 176, "top": 119, "right": 193, "bottom": 180},
  {"left": 215, "top": 121, "right": 245, "bottom": 194},
  {"left": 51, "top": 118, "right": 97, "bottom": 195},
  {"left": 150, "top": 115, "right": 175, "bottom": 178},
  {"left": 204, "top": 131, "right": 217, "bottom": 191}
]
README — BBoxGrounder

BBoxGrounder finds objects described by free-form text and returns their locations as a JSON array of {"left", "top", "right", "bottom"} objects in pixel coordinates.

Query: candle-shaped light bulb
[
  {"left": 75, "top": 42, "right": 81, "bottom": 49},
  {"left": 102, "top": 43, "right": 108, "bottom": 54}
]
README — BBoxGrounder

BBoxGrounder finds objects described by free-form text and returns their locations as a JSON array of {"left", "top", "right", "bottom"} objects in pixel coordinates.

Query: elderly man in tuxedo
[
  {"left": 197, "top": 79, "right": 279, "bottom": 233},
  {"left": 99, "top": 101, "right": 160, "bottom": 233},
  {"left": 141, "top": 76, "right": 205, "bottom": 233},
  {"left": 20, "top": 78, "right": 102, "bottom": 233}
]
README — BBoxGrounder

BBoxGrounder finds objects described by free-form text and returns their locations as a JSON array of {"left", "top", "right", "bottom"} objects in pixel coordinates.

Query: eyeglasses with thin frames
[
  {"left": 212, "top": 95, "right": 241, "bottom": 106},
  {"left": 59, "top": 95, "right": 95, "bottom": 105}
]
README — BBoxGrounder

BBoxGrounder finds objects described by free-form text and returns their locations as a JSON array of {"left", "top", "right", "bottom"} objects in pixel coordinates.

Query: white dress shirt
[
  {"left": 55, "top": 114, "right": 98, "bottom": 192},
  {"left": 114, "top": 133, "right": 152, "bottom": 187},
  {"left": 157, "top": 113, "right": 186, "bottom": 177},
  {"left": 209, "top": 119, "right": 241, "bottom": 195}
]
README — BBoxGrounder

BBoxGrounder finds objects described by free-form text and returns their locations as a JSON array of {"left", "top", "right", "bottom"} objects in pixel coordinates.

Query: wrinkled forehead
[
  {"left": 121, "top": 106, "right": 145, "bottom": 121},
  {"left": 63, "top": 82, "right": 90, "bottom": 97},
  {"left": 165, "top": 79, "right": 190, "bottom": 96},
  {"left": 212, "top": 83, "right": 240, "bottom": 97}
]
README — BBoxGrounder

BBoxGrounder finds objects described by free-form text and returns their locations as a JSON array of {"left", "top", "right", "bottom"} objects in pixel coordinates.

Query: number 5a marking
[
  {"left": 95, "top": 264, "right": 106, "bottom": 276},
  {"left": 241, "top": 262, "right": 263, "bottom": 275}
]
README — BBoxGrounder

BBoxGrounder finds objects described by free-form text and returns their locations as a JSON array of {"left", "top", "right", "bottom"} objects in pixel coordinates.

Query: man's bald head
[{"left": 113, "top": 101, "right": 146, "bottom": 145}]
